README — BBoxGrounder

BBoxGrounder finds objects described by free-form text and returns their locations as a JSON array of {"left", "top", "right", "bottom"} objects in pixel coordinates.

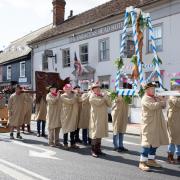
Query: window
[
  {"left": 20, "top": 61, "right": 25, "bottom": 77},
  {"left": 79, "top": 44, "right": 88, "bottom": 64},
  {"left": 7, "top": 65, "right": 11, "bottom": 80},
  {"left": 42, "top": 54, "right": 48, "bottom": 70},
  {"left": 145, "top": 70, "right": 164, "bottom": 84},
  {"left": 62, "top": 48, "right": 70, "bottom": 67},
  {"left": 148, "top": 24, "right": 163, "bottom": 53},
  {"left": 99, "top": 38, "right": 110, "bottom": 62},
  {"left": 98, "top": 75, "right": 111, "bottom": 89},
  {"left": 120, "top": 32, "right": 135, "bottom": 58}
]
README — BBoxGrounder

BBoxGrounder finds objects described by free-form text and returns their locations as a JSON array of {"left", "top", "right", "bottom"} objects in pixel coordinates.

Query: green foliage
[
  {"left": 152, "top": 56, "right": 162, "bottom": 66},
  {"left": 108, "top": 90, "right": 118, "bottom": 101},
  {"left": 139, "top": 15, "right": 149, "bottom": 31},
  {"left": 114, "top": 57, "right": 124, "bottom": 70},
  {"left": 138, "top": 86, "right": 145, "bottom": 98},
  {"left": 131, "top": 55, "right": 137, "bottom": 65},
  {"left": 123, "top": 96, "right": 132, "bottom": 104},
  {"left": 127, "top": 15, "right": 132, "bottom": 26}
]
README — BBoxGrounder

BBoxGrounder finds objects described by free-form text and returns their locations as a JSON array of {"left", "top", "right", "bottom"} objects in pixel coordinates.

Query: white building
[{"left": 29, "top": 0, "right": 180, "bottom": 122}]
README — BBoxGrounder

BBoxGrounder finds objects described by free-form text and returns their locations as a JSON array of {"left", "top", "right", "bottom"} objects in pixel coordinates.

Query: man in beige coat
[
  {"left": 46, "top": 84, "right": 62, "bottom": 147},
  {"left": 89, "top": 82, "right": 111, "bottom": 157},
  {"left": 73, "top": 85, "right": 83, "bottom": 143},
  {"left": 139, "top": 82, "right": 169, "bottom": 171},
  {"left": 112, "top": 95, "right": 129, "bottom": 152},
  {"left": 8, "top": 84, "right": 25, "bottom": 139},
  {"left": 35, "top": 95, "right": 47, "bottom": 137},
  {"left": 79, "top": 90, "right": 91, "bottom": 145},
  {"left": 61, "top": 84, "right": 79, "bottom": 149},
  {"left": 22, "top": 93, "right": 33, "bottom": 133},
  {"left": 167, "top": 85, "right": 180, "bottom": 164}
]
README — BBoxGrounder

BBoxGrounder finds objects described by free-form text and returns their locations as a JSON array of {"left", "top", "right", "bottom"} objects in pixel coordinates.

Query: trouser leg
[
  {"left": 42, "top": 121, "right": 46, "bottom": 136},
  {"left": 63, "top": 133, "right": 68, "bottom": 145},
  {"left": 75, "top": 128, "right": 81, "bottom": 142},
  {"left": 168, "top": 144, "right": 175, "bottom": 154},
  {"left": 140, "top": 147, "right": 149, "bottom": 162},
  {"left": 37, "top": 120, "right": 41, "bottom": 134},
  {"left": 82, "top": 129, "right": 88, "bottom": 144},
  {"left": 91, "top": 139, "right": 98, "bottom": 157},
  {"left": 148, "top": 146, "right": 157, "bottom": 160},
  {"left": 54, "top": 128, "right": 60, "bottom": 145},
  {"left": 118, "top": 133, "right": 124, "bottom": 148},
  {"left": 70, "top": 131, "right": 75, "bottom": 146},
  {"left": 113, "top": 134, "right": 118, "bottom": 149},
  {"left": 48, "top": 129, "right": 54, "bottom": 145}
]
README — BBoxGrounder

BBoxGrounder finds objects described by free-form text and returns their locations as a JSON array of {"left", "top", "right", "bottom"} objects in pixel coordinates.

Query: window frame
[
  {"left": 98, "top": 75, "right": 111, "bottom": 89},
  {"left": 20, "top": 61, "right": 26, "bottom": 78},
  {"left": 147, "top": 23, "right": 163, "bottom": 53},
  {"left": 99, "top": 38, "right": 110, "bottom": 62},
  {"left": 79, "top": 43, "right": 88, "bottom": 64},
  {"left": 42, "top": 54, "right": 48, "bottom": 71},
  {"left": 7, "top": 65, "right": 11, "bottom": 80},
  {"left": 120, "top": 32, "right": 135, "bottom": 58},
  {"left": 62, "top": 48, "right": 71, "bottom": 68}
]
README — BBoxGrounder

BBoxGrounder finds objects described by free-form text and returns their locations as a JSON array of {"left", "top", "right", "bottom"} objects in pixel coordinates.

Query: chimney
[
  {"left": 68, "top": 10, "right": 73, "bottom": 19},
  {"left": 52, "top": 0, "right": 66, "bottom": 26}
]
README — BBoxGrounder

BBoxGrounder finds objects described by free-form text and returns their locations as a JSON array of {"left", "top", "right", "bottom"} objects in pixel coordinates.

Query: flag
[{"left": 74, "top": 52, "right": 82, "bottom": 76}]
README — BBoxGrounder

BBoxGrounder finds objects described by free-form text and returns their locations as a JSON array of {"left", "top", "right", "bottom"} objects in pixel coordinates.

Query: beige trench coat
[
  {"left": 23, "top": 94, "right": 33, "bottom": 124},
  {"left": 35, "top": 98, "right": 47, "bottom": 121},
  {"left": 8, "top": 93, "right": 25, "bottom": 127},
  {"left": 141, "top": 94, "right": 169, "bottom": 147},
  {"left": 61, "top": 93, "right": 78, "bottom": 134},
  {"left": 76, "top": 93, "right": 82, "bottom": 128},
  {"left": 111, "top": 96, "right": 129, "bottom": 135},
  {"left": 89, "top": 93, "right": 111, "bottom": 139},
  {"left": 46, "top": 93, "right": 61, "bottom": 130},
  {"left": 78, "top": 92, "right": 91, "bottom": 129},
  {"left": 167, "top": 96, "right": 180, "bottom": 144}
]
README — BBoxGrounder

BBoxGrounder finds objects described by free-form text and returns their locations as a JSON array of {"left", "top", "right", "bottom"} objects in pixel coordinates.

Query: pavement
[
  {"left": 1, "top": 121, "right": 180, "bottom": 180},
  {"left": 1, "top": 125, "right": 180, "bottom": 180}
]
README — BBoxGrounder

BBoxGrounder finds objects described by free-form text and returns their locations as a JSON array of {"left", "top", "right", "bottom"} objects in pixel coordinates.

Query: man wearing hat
[
  {"left": 139, "top": 82, "right": 169, "bottom": 171},
  {"left": 167, "top": 85, "right": 180, "bottom": 164},
  {"left": 111, "top": 95, "right": 129, "bottom": 152},
  {"left": 61, "top": 84, "right": 79, "bottom": 149},
  {"left": 73, "top": 85, "right": 83, "bottom": 143},
  {"left": 8, "top": 84, "right": 25, "bottom": 139},
  {"left": 46, "top": 83, "right": 62, "bottom": 147},
  {"left": 79, "top": 88, "right": 91, "bottom": 145},
  {"left": 89, "top": 82, "right": 111, "bottom": 157}
]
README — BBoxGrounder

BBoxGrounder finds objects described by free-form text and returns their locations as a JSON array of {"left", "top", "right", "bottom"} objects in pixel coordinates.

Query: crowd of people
[{"left": 3, "top": 81, "right": 180, "bottom": 171}]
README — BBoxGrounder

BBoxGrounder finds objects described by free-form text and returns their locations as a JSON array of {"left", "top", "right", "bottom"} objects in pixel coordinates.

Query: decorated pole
[
  {"left": 147, "top": 15, "right": 163, "bottom": 88},
  {"left": 128, "top": 6, "right": 144, "bottom": 85}
]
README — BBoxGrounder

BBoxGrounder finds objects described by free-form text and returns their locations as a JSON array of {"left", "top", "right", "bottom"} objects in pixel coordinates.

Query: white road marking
[
  {"left": 0, "top": 159, "right": 50, "bottom": 180},
  {"left": 104, "top": 138, "right": 140, "bottom": 146},
  {"left": 13, "top": 141, "right": 62, "bottom": 160}
]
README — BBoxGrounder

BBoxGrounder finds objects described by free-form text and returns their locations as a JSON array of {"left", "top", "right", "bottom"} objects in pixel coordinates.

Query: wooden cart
[{"left": 0, "top": 106, "right": 10, "bottom": 133}]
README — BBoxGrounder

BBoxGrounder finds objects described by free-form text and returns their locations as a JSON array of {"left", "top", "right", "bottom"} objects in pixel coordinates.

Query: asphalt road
[{"left": 0, "top": 124, "right": 179, "bottom": 180}]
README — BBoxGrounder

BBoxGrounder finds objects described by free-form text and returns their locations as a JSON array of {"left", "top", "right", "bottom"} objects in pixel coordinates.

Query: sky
[{"left": 0, "top": 0, "right": 110, "bottom": 50}]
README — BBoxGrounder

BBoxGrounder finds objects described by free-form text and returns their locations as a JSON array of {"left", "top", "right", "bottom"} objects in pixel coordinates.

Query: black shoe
[
  {"left": 117, "top": 147, "right": 129, "bottom": 152},
  {"left": 98, "top": 151, "right": 106, "bottom": 156},
  {"left": 16, "top": 133, "right": 22, "bottom": 139},
  {"left": 76, "top": 139, "right": 82, "bottom": 143},
  {"left": 10, "top": 133, "right": 14, "bottom": 139},
  {"left": 41, "top": 133, "right": 47, "bottom": 137},
  {"left": 37, "top": 133, "right": 40, "bottom": 137}
]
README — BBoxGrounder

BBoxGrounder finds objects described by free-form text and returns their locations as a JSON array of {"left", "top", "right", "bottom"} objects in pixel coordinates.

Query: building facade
[
  {"left": 0, "top": 25, "right": 52, "bottom": 89},
  {"left": 29, "top": 0, "right": 180, "bottom": 122}
]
